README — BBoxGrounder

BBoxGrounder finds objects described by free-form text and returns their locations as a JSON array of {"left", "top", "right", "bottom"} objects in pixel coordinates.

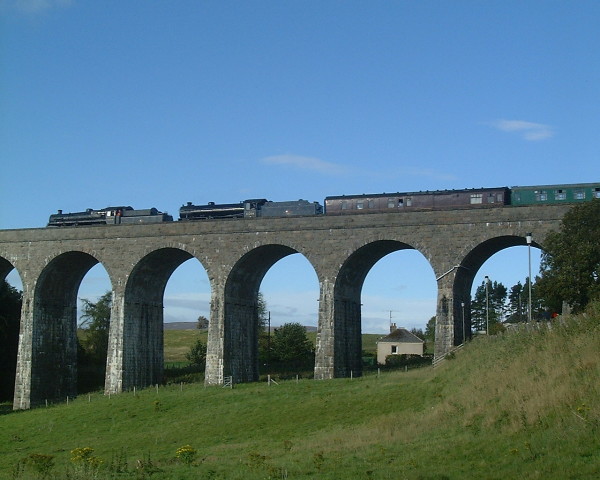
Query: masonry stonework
[{"left": 0, "top": 204, "right": 569, "bottom": 409}]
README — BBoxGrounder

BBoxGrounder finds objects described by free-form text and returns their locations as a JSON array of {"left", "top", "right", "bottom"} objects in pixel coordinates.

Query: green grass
[{"left": 2, "top": 306, "right": 599, "bottom": 479}]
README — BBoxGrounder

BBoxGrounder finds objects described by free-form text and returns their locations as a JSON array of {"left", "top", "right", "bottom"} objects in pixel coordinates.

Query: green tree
[
  {"left": 0, "top": 280, "right": 21, "bottom": 401},
  {"left": 77, "top": 291, "right": 112, "bottom": 391},
  {"left": 424, "top": 316, "right": 436, "bottom": 346},
  {"left": 536, "top": 198, "right": 600, "bottom": 313},
  {"left": 506, "top": 281, "right": 527, "bottom": 323},
  {"left": 186, "top": 339, "right": 207, "bottom": 367},
  {"left": 270, "top": 322, "right": 314, "bottom": 370},
  {"left": 196, "top": 315, "right": 209, "bottom": 329},
  {"left": 257, "top": 292, "right": 269, "bottom": 330},
  {"left": 79, "top": 291, "right": 112, "bottom": 364},
  {"left": 471, "top": 280, "right": 507, "bottom": 333}
]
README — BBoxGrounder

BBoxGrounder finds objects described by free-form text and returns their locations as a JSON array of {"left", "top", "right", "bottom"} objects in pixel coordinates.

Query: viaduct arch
[{"left": 0, "top": 204, "right": 566, "bottom": 409}]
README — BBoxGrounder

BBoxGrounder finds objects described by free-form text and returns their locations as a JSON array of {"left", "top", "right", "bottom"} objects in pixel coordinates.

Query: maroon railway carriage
[{"left": 324, "top": 187, "right": 510, "bottom": 215}]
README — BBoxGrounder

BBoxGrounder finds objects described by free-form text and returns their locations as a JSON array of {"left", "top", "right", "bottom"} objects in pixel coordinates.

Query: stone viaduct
[{"left": 0, "top": 204, "right": 569, "bottom": 409}]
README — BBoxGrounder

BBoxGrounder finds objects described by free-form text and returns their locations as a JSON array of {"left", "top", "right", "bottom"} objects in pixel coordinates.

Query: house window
[
  {"left": 391, "top": 345, "right": 397, "bottom": 354},
  {"left": 470, "top": 194, "right": 483, "bottom": 204},
  {"left": 574, "top": 189, "right": 585, "bottom": 200},
  {"left": 555, "top": 189, "right": 566, "bottom": 200}
]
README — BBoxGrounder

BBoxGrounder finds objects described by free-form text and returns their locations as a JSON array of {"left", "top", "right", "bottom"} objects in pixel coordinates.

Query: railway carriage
[
  {"left": 511, "top": 183, "right": 600, "bottom": 206},
  {"left": 324, "top": 187, "right": 510, "bottom": 215}
]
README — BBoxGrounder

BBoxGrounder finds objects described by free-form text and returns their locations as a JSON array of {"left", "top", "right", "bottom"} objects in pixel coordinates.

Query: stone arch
[
  {"left": 0, "top": 257, "right": 22, "bottom": 402},
  {"left": 331, "top": 239, "right": 426, "bottom": 377},
  {"left": 452, "top": 234, "right": 543, "bottom": 345},
  {"left": 0, "top": 256, "right": 16, "bottom": 280},
  {"left": 222, "top": 244, "right": 312, "bottom": 383},
  {"left": 117, "top": 247, "right": 198, "bottom": 391},
  {"left": 29, "top": 251, "right": 103, "bottom": 406}
]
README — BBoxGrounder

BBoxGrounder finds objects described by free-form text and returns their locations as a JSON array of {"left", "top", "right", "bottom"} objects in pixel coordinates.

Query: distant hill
[{"left": 163, "top": 322, "right": 197, "bottom": 330}]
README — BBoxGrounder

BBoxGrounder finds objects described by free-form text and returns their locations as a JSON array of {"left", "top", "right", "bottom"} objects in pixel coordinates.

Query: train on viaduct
[{"left": 1, "top": 183, "right": 597, "bottom": 409}]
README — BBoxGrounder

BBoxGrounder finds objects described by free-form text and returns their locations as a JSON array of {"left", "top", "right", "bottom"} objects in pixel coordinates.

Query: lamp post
[
  {"left": 484, "top": 275, "right": 490, "bottom": 334},
  {"left": 461, "top": 301, "right": 465, "bottom": 344},
  {"left": 526, "top": 232, "right": 533, "bottom": 323}
]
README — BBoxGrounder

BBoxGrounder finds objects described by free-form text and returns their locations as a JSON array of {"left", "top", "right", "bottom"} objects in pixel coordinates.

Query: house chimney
[{"left": 390, "top": 322, "right": 397, "bottom": 333}]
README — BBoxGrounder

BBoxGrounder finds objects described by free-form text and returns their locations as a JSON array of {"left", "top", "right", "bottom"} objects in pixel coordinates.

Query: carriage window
[
  {"left": 497, "top": 193, "right": 504, "bottom": 202},
  {"left": 594, "top": 188, "right": 600, "bottom": 199},
  {"left": 368, "top": 200, "right": 375, "bottom": 209},
  {"left": 387, "top": 198, "right": 396, "bottom": 208},
  {"left": 554, "top": 189, "right": 566, "bottom": 200},
  {"left": 535, "top": 190, "right": 548, "bottom": 201},
  {"left": 406, "top": 197, "right": 412, "bottom": 206},
  {"left": 574, "top": 189, "right": 585, "bottom": 200},
  {"left": 470, "top": 194, "right": 483, "bottom": 204},
  {"left": 398, "top": 198, "right": 404, "bottom": 207},
  {"left": 341, "top": 201, "right": 348, "bottom": 210},
  {"left": 487, "top": 194, "right": 495, "bottom": 203},
  {"left": 356, "top": 201, "right": 364, "bottom": 210}
]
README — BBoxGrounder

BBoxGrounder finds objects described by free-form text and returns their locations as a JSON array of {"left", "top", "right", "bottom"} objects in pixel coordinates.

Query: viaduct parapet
[{"left": 0, "top": 204, "right": 568, "bottom": 409}]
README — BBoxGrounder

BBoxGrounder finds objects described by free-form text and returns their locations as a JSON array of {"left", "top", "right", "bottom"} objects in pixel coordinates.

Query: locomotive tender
[{"left": 47, "top": 183, "right": 599, "bottom": 227}]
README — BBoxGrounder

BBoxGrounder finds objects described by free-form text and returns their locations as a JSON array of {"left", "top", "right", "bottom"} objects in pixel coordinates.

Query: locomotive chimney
[{"left": 57, "top": 209, "right": 62, "bottom": 214}]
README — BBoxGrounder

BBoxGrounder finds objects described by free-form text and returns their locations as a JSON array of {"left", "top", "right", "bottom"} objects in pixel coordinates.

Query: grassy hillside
[{"left": 2, "top": 306, "right": 598, "bottom": 479}]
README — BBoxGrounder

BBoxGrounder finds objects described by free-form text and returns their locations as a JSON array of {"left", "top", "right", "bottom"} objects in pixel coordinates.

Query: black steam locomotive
[
  {"left": 47, "top": 206, "right": 173, "bottom": 227},
  {"left": 179, "top": 199, "right": 323, "bottom": 220}
]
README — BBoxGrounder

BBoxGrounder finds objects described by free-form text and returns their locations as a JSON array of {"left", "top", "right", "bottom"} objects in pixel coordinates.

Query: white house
[{"left": 376, "top": 323, "right": 424, "bottom": 365}]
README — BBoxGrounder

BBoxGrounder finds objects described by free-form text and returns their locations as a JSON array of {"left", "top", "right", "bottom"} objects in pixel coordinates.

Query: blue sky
[{"left": 1, "top": 1, "right": 598, "bottom": 332}]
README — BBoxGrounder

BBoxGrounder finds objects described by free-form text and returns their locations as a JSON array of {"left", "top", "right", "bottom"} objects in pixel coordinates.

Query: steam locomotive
[
  {"left": 46, "top": 183, "right": 600, "bottom": 227},
  {"left": 47, "top": 206, "right": 173, "bottom": 227},
  {"left": 179, "top": 199, "right": 323, "bottom": 220}
]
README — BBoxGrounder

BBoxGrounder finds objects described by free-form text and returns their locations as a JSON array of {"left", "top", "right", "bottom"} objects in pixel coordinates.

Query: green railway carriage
[{"left": 511, "top": 183, "right": 600, "bottom": 206}]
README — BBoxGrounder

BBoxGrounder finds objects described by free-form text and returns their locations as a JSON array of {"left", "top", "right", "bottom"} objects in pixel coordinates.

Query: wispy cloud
[
  {"left": 489, "top": 119, "right": 555, "bottom": 141},
  {"left": 2, "top": 0, "right": 73, "bottom": 14},
  {"left": 260, "top": 154, "right": 457, "bottom": 182},
  {"left": 260, "top": 154, "right": 349, "bottom": 176}
]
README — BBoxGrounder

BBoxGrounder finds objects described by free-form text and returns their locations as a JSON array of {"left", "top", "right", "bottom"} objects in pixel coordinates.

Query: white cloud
[
  {"left": 260, "top": 154, "right": 349, "bottom": 176},
  {"left": 489, "top": 119, "right": 555, "bottom": 141},
  {"left": 2, "top": 0, "right": 72, "bottom": 14}
]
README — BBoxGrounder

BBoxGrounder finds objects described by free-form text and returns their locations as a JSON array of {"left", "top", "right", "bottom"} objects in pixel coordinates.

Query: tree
[
  {"left": 257, "top": 292, "right": 269, "bottom": 330},
  {"left": 536, "top": 198, "right": 600, "bottom": 313},
  {"left": 270, "top": 322, "right": 314, "bottom": 370},
  {"left": 196, "top": 315, "right": 209, "bottom": 329},
  {"left": 424, "top": 316, "right": 436, "bottom": 345},
  {"left": 0, "top": 280, "right": 21, "bottom": 401},
  {"left": 506, "top": 281, "right": 527, "bottom": 323},
  {"left": 79, "top": 291, "right": 111, "bottom": 365},
  {"left": 186, "top": 339, "right": 207, "bottom": 367},
  {"left": 471, "top": 280, "right": 507, "bottom": 333}
]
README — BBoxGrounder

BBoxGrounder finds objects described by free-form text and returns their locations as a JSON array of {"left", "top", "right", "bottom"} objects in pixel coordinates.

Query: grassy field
[
  {"left": 164, "top": 329, "right": 384, "bottom": 363},
  {"left": 2, "top": 306, "right": 599, "bottom": 479}
]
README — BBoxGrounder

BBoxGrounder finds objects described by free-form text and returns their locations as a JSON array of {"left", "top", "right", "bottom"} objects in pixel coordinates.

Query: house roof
[{"left": 379, "top": 328, "right": 424, "bottom": 344}]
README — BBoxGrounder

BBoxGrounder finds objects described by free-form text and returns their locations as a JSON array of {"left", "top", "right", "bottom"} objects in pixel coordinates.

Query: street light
[
  {"left": 484, "top": 275, "right": 490, "bottom": 334},
  {"left": 526, "top": 232, "right": 533, "bottom": 323},
  {"left": 461, "top": 301, "right": 465, "bottom": 344}
]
